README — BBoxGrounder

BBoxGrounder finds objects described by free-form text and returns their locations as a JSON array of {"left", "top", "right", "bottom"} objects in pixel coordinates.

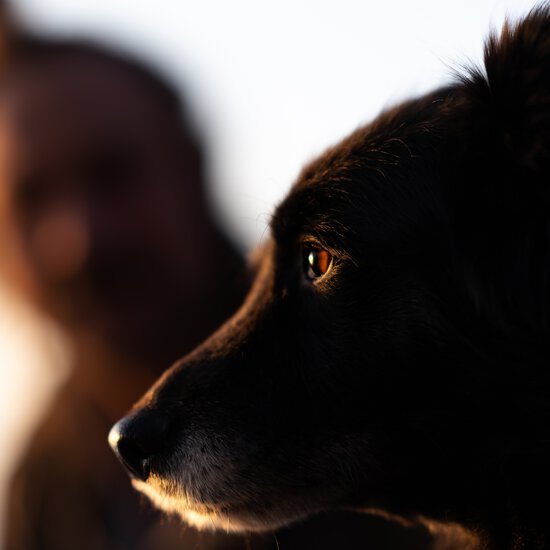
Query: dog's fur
[{"left": 111, "top": 7, "right": 550, "bottom": 549}]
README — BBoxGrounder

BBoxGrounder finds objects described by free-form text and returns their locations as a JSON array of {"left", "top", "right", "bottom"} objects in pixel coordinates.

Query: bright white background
[
  {"left": 0, "top": 0, "right": 540, "bottom": 546},
  {"left": 11, "top": 0, "right": 539, "bottom": 248}
]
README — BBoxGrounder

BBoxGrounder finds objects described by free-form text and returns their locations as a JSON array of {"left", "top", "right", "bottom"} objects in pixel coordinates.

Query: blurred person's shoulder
[
  {"left": 0, "top": 284, "right": 70, "bottom": 548},
  {"left": 5, "top": 380, "right": 114, "bottom": 550}
]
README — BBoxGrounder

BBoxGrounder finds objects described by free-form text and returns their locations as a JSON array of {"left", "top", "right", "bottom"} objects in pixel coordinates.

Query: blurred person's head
[{"left": 0, "top": 35, "right": 243, "bottom": 365}]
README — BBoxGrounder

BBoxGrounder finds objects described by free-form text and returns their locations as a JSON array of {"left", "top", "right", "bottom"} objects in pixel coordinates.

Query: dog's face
[
  {"left": 109, "top": 94, "right": 472, "bottom": 532},
  {"left": 110, "top": 8, "right": 550, "bottom": 537}
]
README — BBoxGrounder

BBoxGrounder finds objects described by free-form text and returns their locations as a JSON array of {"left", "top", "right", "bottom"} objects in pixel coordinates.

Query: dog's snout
[{"left": 109, "top": 411, "right": 171, "bottom": 481}]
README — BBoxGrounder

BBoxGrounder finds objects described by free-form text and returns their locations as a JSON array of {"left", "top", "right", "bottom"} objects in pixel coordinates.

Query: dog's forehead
[
  {"left": 297, "top": 90, "right": 450, "bottom": 185},
  {"left": 271, "top": 91, "right": 451, "bottom": 245}
]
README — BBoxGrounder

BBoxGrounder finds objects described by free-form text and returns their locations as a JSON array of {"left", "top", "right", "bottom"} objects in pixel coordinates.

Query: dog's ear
[
  {"left": 484, "top": 6, "right": 550, "bottom": 170},
  {"left": 451, "top": 6, "right": 550, "bottom": 339},
  {"left": 460, "top": 5, "right": 550, "bottom": 203}
]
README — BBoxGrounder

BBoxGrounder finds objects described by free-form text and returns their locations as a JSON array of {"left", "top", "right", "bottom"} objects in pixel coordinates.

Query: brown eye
[{"left": 303, "top": 247, "right": 333, "bottom": 281}]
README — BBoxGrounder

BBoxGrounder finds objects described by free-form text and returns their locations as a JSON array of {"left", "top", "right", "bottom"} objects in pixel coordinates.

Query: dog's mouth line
[
  {"left": 132, "top": 473, "right": 249, "bottom": 513},
  {"left": 131, "top": 477, "right": 280, "bottom": 532},
  {"left": 132, "top": 474, "right": 320, "bottom": 533}
]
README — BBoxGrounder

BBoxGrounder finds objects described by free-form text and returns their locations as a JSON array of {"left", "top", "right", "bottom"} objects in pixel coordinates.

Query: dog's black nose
[{"left": 108, "top": 411, "right": 170, "bottom": 481}]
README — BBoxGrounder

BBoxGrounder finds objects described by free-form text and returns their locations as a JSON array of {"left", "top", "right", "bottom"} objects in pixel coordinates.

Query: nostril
[
  {"left": 108, "top": 412, "right": 171, "bottom": 481},
  {"left": 117, "top": 435, "right": 151, "bottom": 481}
]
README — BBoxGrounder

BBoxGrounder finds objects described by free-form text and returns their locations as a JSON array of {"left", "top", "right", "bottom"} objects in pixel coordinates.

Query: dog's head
[{"left": 110, "top": 8, "right": 550, "bottom": 536}]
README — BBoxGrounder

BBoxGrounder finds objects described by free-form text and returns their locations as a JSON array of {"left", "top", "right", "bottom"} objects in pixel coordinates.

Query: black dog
[{"left": 110, "top": 7, "right": 550, "bottom": 549}]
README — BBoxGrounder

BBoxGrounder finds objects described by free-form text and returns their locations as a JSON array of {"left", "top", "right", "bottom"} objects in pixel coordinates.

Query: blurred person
[{"left": 0, "top": 15, "right": 253, "bottom": 550}]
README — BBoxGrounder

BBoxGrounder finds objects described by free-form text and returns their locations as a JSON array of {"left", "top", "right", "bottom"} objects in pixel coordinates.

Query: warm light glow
[{"left": 0, "top": 284, "right": 71, "bottom": 541}]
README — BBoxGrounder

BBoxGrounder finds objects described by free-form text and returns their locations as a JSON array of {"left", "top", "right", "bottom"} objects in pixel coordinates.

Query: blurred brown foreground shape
[
  {"left": 0, "top": 4, "right": 254, "bottom": 549},
  {"left": 0, "top": 3, "right": 434, "bottom": 549}
]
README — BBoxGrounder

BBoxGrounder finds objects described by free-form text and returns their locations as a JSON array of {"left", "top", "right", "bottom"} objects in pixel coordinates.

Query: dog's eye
[{"left": 303, "top": 247, "right": 333, "bottom": 281}]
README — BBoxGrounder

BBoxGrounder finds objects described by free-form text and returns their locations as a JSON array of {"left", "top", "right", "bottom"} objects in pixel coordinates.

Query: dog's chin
[{"left": 131, "top": 477, "right": 305, "bottom": 533}]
